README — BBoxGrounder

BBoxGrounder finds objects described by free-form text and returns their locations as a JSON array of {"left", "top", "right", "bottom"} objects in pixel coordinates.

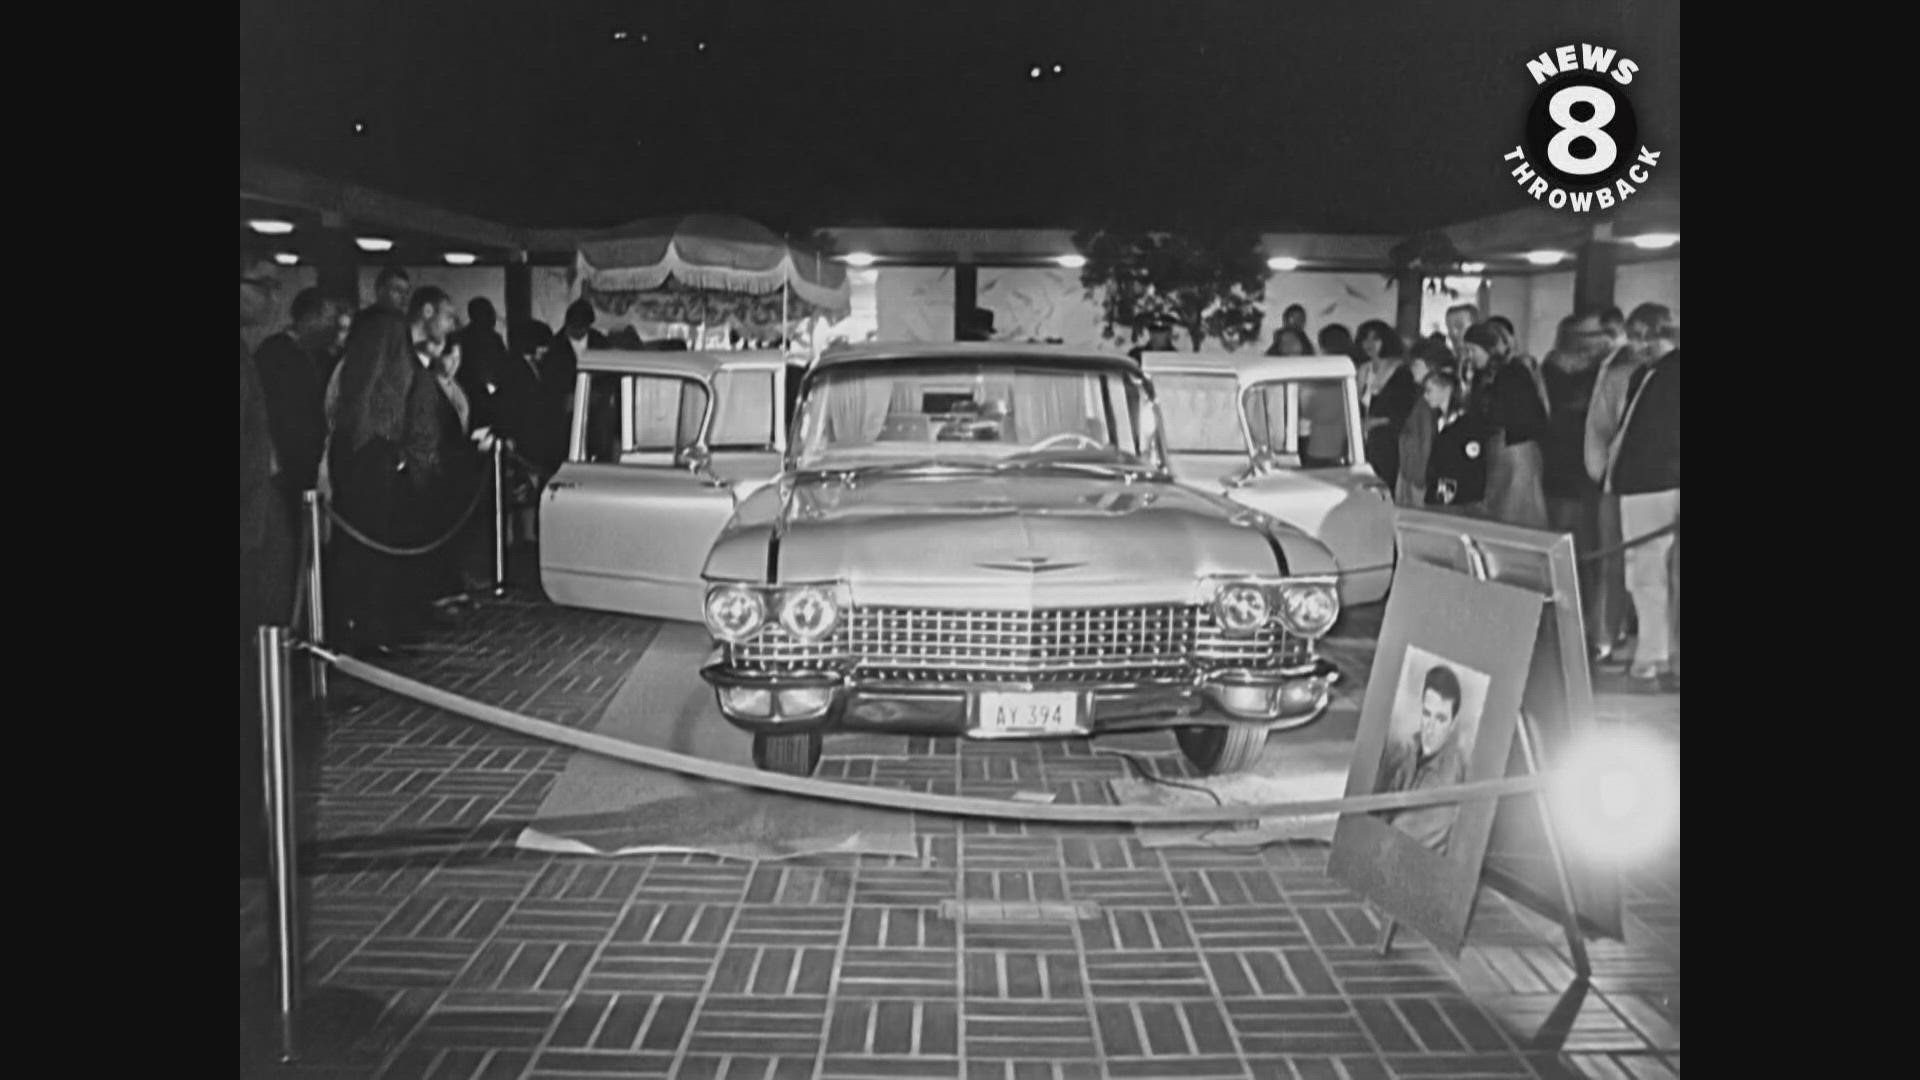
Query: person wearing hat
[
  {"left": 957, "top": 306, "right": 997, "bottom": 342},
  {"left": 1129, "top": 316, "right": 1178, "bottom": 361},
  {"left": 1463, "top": 320, "right": 1550, "bottom": 528}
]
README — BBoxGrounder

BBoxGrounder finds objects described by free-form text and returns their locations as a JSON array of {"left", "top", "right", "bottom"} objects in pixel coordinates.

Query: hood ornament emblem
[{"left": 977, "top": 553, "right": 1085, "bottom": 574}]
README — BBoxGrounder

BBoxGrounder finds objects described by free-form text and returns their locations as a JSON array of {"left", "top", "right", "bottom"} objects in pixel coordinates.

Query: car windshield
[{"left": 793, "top": 359, "right": 1156, "bottom": 472}]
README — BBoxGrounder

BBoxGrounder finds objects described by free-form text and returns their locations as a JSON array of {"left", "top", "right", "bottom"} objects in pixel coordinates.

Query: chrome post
[
  {"left": 302, "top": 490, "right": 328, "bottom": 699},
  {"left": 256, "top": 626, "right": 302, "bottom": 1063},
  {"left": 492, "top": 440, "right": 507, "bottom": 596}
]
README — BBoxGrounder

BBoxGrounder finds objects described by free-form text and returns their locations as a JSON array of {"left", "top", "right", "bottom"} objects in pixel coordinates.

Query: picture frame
[{"left": 1328, "top": 557, "right": 1545, "bottom": 956}]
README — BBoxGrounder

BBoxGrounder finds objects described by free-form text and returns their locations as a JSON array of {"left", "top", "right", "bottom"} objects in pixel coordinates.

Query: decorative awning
[{"left": 575, "top": 213, "right": 851, "bottom": 321}]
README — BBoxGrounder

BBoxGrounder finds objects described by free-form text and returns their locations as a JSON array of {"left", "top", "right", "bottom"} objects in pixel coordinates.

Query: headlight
[
  {"left": 1276, "top": 581, "right": 1339, "bottom": 637},
  {"left": 1213, "top": 583, "right": 1271, "bottom": 634},
  {"left": 704, "top": 586, "right": 766, "bottom": 643},
  {"left": 777, "top": 585, "right": 840, "bottom": 641}
]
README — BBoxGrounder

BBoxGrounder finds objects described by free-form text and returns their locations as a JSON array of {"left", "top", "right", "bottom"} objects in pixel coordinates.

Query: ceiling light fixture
[
  {"left": 1460, "top": 262, "right": 1487, "bottom": 274},
  {"left": 1054, "top": 254, "right": 1086, "bottom": 269},
  {"left": 1630, "top": 232, "right": 1680, "bottom": 250},
  {"left": 355, "top": 237, "right": 394, "bottom": 253},
  {"left": 1525, "top": 249, "right": 1567, "bottom": 265},
  {"left": 842, "top": 252, "right": 877, "bottom": 267},
  {"left": 1267, "top": 256, "right": 1299, "bottom": 271},
  {"left": 248, "top": 219, "right": 294, "bottom": 235},
  {"left": 443, "top": 252, "right": 477, "bottom": 266},
  {"left": 273, "top": 253, "right": 299, "bottom": 266}
]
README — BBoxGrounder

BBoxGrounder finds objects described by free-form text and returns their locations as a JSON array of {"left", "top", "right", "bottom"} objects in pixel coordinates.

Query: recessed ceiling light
[
  {"left": 355, "top": 237, "right": 394, "bottom": 252},
  {"left": 1460, "top": 262, "right": 1487, "bottom": 274},
  {"left": 1630, "top": 232, "right": 1680, "bottom": 250},
  {"left": 443, "top": 252, "right": 477, "bottom": 266},
  {"left": 1525, "top": 249, "right": 1567, "bottom": 265},
  {"left": 1052, "top": 64, "right": 1063, "bottom": 74},
  {"left": 352, "top": 121, "right": 366, "bottom": 134},
  {"left": 613, "top": 30, "right": 628, "bottom": 41},
  {"left": 248, "top": 219, "right": 294, "bottom": 235},
  {"left": 1267, "top": 256, "right": 1299, "bottom": 271},
  {"left": 842, "top": 252, "right": 877, "bottom": 267},
  {"left": 273, "top": 252, "right": 299, "bottom": 266},
  {"left": 1054, "top": 254, "right": 1087, "bottom": 269},
  {"left": 1029, "top": 66, "right": 1042, "bottom": 79}
]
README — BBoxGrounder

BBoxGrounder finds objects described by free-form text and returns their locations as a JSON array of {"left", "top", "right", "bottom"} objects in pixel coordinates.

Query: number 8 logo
[{"left": 1546, "top": 85, "right": 1618, "bottom": 176}]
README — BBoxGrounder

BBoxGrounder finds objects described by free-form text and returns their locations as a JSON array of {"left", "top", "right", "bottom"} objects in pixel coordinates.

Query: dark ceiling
[{"left": 239, "top": 0, "right": 1680, "bottom": 235}]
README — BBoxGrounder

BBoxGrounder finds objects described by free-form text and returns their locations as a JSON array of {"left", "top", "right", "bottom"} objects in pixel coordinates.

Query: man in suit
[
  {"left": 1376, "top": 663, "right": 1471, "bottom": 854},
  {"left": 452, "top": 298, "right": 509, "bottom": 433},
  {"left": 530, "top": 300, "right": 606, "bottom": 467},
  {"left": 254, "top": 288, "right": 349, "bottom": 512},
  {"left": 1585, "top": 303, "right": 1666, "bottom": 665},
  {"left": 354, "top": 265, "right": 412, "bottom": 327}
]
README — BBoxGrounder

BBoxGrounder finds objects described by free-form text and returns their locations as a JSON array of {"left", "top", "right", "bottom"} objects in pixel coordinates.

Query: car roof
[
  {"left": 809, "top": 342, "right": 1140, "bottom": 374},
  {"left": 1139, "top": 351, "right": 1358, "bottom": 383},
  {"left": 576, "top": 348, "right": 797, "bottom": 380}
]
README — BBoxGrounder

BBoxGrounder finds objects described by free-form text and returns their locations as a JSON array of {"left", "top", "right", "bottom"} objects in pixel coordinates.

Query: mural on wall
[
  {"left": 977, "top": 268, "right": 1113, "bottom": 349},
  {"left": 1249, "top": 273, "right": 1397, "bottom": 353},
  {"left": 877, "top": 267, "right": 956, "bottom": 343}
]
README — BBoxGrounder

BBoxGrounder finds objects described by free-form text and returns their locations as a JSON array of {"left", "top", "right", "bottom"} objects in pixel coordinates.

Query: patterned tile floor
[{"left": 241, "top": 584, "right": 1680, "bottom": 1080}]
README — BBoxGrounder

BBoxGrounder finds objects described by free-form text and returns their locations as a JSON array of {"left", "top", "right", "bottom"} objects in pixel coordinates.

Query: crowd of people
[
  {"left": 1268, "top": 299, "right": 1681, "bottom": 693},
  {"left": 240, "top": 256, "right": 613, "bottom": 662}
]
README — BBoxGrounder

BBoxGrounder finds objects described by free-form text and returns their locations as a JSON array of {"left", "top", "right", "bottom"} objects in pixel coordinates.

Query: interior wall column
[
  {"left": 1573, "top": 223, "right": 1618, "bottom": 316},
  {"left": 953, "top": 263, "right": 978, "bottom": 341}
]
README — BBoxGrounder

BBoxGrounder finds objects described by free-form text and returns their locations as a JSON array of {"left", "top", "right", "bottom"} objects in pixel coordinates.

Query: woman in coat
[
  {"left": 1392, "top": 338, "right": 1449, "bottom": 506},
  {"left": 1355, "top": 319, "right": 1417, "bottom": 489},
  {"left": 1462, "top": 322, "right": 1550, "bottom": 528},
  {"left": 328, "top": 311, "right": 447, "bottom": 653}
]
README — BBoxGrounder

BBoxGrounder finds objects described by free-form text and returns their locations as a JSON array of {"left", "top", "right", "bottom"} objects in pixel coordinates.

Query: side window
[
  {"left": 708, "top": 370, "right": 777, "bottom": 450},
  {"left": 579, "top": 372, "right": 710, "bottom": 464},
  {"left": 1245, "top": 379, "right": 1352, "bottom": 467}
]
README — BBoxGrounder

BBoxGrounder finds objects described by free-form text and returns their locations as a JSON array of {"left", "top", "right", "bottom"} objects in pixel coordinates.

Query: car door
[
  {"left": 1229, "top": 376, "right": 1397, "bottom": 605},
  {"left": 704, "top": 365, "right": 788, "bottom": 502},
  {"left": 540, "top": 367, "right": 740, "bottom": 622}
]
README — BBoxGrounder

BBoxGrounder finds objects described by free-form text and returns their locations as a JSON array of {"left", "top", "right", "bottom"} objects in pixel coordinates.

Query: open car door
[
  {"left": 540, "top": 367, "right": 741, "bottom": 622},
  {"left": 1227, "top": 376, "right": 1397, "bottom": 606}
]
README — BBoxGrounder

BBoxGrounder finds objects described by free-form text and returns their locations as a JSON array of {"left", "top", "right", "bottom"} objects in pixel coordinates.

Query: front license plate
[{"left": 975, "top": 692, "right": 1084, "bottom": 737}]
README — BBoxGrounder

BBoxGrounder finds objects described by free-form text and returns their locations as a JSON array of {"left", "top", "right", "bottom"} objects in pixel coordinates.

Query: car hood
[{"left": 704, "top": 471, "right": 1339, "bottom": 609}]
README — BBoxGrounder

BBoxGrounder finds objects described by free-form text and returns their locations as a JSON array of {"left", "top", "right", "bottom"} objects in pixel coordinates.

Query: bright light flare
[
  {"left": 1525, "top": 249, "right": 1566, "bottom": 265},
  {"left": 1631, "top": 233, "right": 1680, "bottom": 250},
  {"left": 1549, "top": 726, "right": 1680, "bottom": 864},
  {"left": 841, "top": 251, "right": 877, "bottom": 267},
  {"left": 1267, "top": 256, "right": 1299, "bottom": 271},
  {"left": 1054, "top": 254, "right": 1086, "bottom": 269}
]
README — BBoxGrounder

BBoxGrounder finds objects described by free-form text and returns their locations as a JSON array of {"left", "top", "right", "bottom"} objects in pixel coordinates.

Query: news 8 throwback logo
[{"left": 1503, "top": 43, "right": 1662, "bottom": 213}]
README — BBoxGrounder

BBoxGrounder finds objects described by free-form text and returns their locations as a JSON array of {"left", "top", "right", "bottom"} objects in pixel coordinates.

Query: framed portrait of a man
[
  {"left": 1373, "top": 647, "right": 1492, "bottom": 856},
  {"left": 1328, "top": 559, "right": 1545, "bottom": 956}
]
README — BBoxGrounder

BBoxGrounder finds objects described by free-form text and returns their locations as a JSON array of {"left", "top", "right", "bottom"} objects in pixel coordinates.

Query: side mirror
[{"left": 676, "top": 445, "right": 711, "bottom": 472}]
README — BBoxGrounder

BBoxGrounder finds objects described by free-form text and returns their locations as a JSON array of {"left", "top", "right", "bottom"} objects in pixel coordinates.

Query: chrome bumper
[{"left": 700, "top": 651, "right": 1339, "bottom": 737}]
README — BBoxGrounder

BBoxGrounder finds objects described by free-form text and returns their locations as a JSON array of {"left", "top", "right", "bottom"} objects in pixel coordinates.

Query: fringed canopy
[{"left": 574, "top": 214, "right": 852, "bottom": 322}]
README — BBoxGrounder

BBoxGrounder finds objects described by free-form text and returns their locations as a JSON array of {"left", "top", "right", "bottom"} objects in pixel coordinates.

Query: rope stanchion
[
  {"left": 256, "top": 627, "right": 302, "bottom": 1064},
  {"left": 310, "top": 642, "right": 1548, "bottom": 826},
  {"left": 1332, "top": 521, "right": 1679, "bottom": 582},
  {"left": 325, "top": 467, "right": 492, "bottom": 558},
  {"left": 301, "top": 491, "right": 328, "bottom": 698}
]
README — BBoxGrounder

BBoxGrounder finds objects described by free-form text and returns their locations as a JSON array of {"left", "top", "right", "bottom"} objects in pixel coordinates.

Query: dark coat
[
  {"left": 1424, "top": 411, "right": 1492, "bottom": 508},
  {"left": 252, "top": 331, "right": 327, "bottom": 494},
  {"left": 1362, "top": 364, "right": 1419, "bottom": 488},
  {"left": 1539, "top": 359, "right": 1602, "bottom": 500},
  {"left": 452, "top": 324, "right": 509, "bottom": 432},
  {"left": 1610, "top": 350, "right": 1680, "bottom": 495}
]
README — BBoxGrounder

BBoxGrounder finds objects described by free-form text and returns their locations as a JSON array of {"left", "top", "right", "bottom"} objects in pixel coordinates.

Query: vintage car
[
  {"left": 694, "top": 344, "right": 1346, "bottom": 777},
  {"left": 1140, "top": 353, "right": 1397, "bottom": 606},
  {"left": 540, "top": 349, "right": 805, "bottom": 620}
]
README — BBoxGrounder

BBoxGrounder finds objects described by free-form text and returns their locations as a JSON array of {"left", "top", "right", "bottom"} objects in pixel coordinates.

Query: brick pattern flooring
[{"left": 242, "top": 593, "right": 1680, "bottom": 1080}]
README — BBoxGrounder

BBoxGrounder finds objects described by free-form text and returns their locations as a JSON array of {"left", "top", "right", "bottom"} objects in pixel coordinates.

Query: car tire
[
  {"left": 1175, "top": 724, "right": 1268, "bottom": 775},
  {"left": 752, "top": 732, "right": 823, "bottom": 777}
]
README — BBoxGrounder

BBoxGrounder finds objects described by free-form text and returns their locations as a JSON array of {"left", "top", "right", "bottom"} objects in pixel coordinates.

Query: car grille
[{"left": 729, "top": 603, "right": 1307, "bottom": 683}]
